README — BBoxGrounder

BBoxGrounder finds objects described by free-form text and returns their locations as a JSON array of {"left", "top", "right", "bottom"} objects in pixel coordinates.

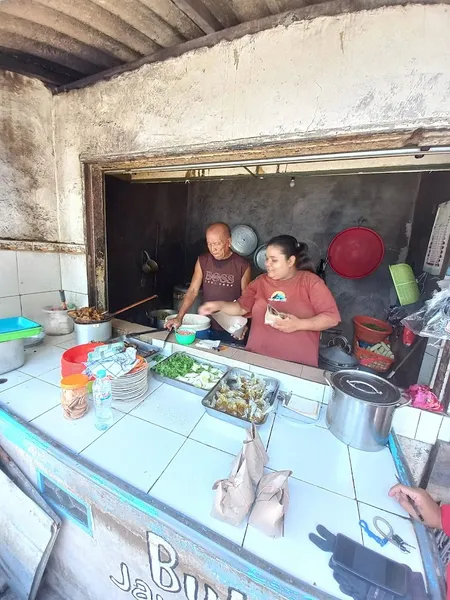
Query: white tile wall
[
  {"left": 392, "top": 406, "right": 420, "bottom": 438},
  {"left": 0, "top": 250, "right": 19, "bottom": 297},
  {"left": 21, "top": 291, "right": 61, "bottom": 325},
  {"left": 417, "top": 351, "right": 438, "bottom": 386},
  {"left": 65, "top": 291, "right": 89, "bottom": 309},
  {"left": 438, "top": 416, "right": 450, "bottom": 442},
  {"left": 60, "top": 253, "right": 88, "bottom": 295},
  {"left": 415, "top": 410, "right": 443, "bottom": 445},
  {"left": 17, "top": 251, "right": 61, "bottom": 294},
  {"left": 0, "top": 295, "right": 21, "bottom": 318}
]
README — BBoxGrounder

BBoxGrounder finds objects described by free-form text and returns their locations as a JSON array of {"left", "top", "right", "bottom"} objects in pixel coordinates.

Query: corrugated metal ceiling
[{"left": 0, "top": 0, "right": 328, "bottom": 88}]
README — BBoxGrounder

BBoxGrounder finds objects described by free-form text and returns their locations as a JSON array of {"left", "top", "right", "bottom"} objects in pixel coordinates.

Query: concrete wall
[
  {"left": 53, "top": 3, "right": 450, "bottom": 260},
  {"left": 186, "top": 173, "right": 420, "bottom": 334},
  {"left": 0, "top": 71, "right": 57, "bottom": 242}
]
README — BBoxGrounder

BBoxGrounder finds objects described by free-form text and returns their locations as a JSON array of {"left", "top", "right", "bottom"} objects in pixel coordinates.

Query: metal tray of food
[
  {"left": 202, "top": 367, "right": 280, "bottom": 428},
  {"left": 109, "top": 335, "right": 161, "bottom": 361},
  {"left": 150, "top": 352, "right": 228, "bottom": 397}
]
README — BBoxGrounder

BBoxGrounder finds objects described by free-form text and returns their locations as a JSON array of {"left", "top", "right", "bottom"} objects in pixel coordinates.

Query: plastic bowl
[{"left": 175, "top": 329, "right": 196, "bottom": 346}]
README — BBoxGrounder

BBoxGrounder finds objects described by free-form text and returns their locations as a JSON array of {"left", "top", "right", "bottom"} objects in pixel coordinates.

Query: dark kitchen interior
[{"left": 105, "top": 170, "right": 450, "bottom": 384}]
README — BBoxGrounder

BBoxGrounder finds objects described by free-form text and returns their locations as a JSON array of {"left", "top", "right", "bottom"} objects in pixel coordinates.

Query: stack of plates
[{"left": 111, "top": 356, "right": 149, "bottom": 402}]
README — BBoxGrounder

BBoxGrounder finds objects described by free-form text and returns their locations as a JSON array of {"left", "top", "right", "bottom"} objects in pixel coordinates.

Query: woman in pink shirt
[{"left": 199, "top": 235, "right": 340, "bottom": 367}]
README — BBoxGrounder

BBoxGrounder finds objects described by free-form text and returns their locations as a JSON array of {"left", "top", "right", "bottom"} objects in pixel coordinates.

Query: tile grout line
[
  {"left": 147, "top": 435, "right": 191, "bottom": 494},
  {"left": 347, "top": 445, "right": 357, "bottom": 502},
  {"left": 77, "top": 410, "right": 127, "bottom": 455}
]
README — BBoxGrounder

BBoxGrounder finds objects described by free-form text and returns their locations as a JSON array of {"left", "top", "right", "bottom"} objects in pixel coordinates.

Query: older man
[{"left": 166, "top": 223, "right": 251, "bottom": 341}]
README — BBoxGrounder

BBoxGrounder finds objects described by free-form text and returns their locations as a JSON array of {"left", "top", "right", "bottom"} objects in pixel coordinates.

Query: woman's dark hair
[{"left": 267, "top": 235, "right": 315, "bottom": 272}]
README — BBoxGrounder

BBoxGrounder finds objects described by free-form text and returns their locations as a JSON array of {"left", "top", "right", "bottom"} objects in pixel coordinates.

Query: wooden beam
[
  {"left": 0, "top": 46, "right": 82, "bottom": 85},
  {"left": 171, "top": 0, "right": 222, "bottom": 34},
  {"left": 55, "top": 0, "right": 443, "bottom": 93}
]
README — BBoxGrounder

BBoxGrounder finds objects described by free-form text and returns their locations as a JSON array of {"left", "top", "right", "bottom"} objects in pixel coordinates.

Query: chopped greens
[{"left": 153, "top": 353, "right": 223, "bottom": 390}]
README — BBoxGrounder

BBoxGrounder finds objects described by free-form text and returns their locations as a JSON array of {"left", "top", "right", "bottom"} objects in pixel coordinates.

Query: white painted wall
[
  {"left": 0, "top": 71, "right": 57, "bottom": 242},
  {"left": 53, "top": 4, "right": 450, "bottom": 252}
]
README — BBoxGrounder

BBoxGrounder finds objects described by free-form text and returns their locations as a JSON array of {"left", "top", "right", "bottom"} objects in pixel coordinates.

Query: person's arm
[
  {"left": 388, "top": 484, "right": 443, "bottom": 529},
  {"left": 166, "top": 260, "right": 203, "bottom": 329},
  {"left": 199, "top": 300, "right": 247, "bottom": 317},
  {"left": 199, "top": 277, "right": 258, "bottom": 318},
  {"left": 241, "top": 266, "right": 252, "bottom": 293}
]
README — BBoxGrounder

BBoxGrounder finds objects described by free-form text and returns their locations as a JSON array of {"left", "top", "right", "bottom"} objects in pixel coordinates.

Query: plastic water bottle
[{"left": 93, "top": 369, "right": 113, "bottom": 431}]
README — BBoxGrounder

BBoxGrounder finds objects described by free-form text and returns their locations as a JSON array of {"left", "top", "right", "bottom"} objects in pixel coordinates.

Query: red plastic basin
[{"left": 61, "top": 342, "right": 103, "bottom": 378}]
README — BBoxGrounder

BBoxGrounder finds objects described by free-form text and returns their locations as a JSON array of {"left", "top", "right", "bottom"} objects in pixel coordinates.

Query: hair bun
[{"left": 297, "top": 241, "right": 309, "bottom": 253}]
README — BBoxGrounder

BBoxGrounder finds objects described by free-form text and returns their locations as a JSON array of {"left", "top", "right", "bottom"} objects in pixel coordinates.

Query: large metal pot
[
  {"left": 324, "top": 370, "right": 409, "bottom": 452},
  {"left": 74, "top": 320, "right": 112, "bottom": 345},
  {"left": 173, "top": 284, "right": 203, "bottom": 314},
  {"left": 147, "top": 309, "right": 173, "bottom": 330}
]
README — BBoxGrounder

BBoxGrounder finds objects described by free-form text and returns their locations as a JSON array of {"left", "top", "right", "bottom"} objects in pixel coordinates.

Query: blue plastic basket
[{"left": 0, "top": 316, "right": 42, "bottom": 342}]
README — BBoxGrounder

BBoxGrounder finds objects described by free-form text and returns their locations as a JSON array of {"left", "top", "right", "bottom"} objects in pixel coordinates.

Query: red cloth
[
  {"left": 442, "top": 505, "right": 450, "bottom": 600},
  {"left": 238, "top": 271, "right": 340, "bottom": 366}
]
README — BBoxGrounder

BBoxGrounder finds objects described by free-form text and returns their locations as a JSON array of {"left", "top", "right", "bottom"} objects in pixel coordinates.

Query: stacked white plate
[{"left": 111, "top": 359, "right": 149, "bottom": 403}]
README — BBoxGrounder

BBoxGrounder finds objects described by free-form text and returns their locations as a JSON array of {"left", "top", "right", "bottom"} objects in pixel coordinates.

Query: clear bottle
[{"left": 93, "top": 369, "right": 114, "bottom": 431}]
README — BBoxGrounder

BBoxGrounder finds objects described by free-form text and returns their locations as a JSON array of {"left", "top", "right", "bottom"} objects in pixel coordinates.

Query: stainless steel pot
[
  {"left": 147, "top": 309, "right": 173, "bottom": 330},
  {"left": 74, "top": 320, "right": 112, "bottom": 345},
  {"left": 324, "top": 369, "right": 409, "bottom": 452}
]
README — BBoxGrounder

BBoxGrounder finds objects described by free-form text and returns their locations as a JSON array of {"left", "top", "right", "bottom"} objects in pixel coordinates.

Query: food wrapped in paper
[
  {"left": 264, "top": 304, "right": 287, "bottom": 326},
  {"left": 243, "top": 424, "right": 268, "bottom": 486},
  {"left": 249, "top": 470, "right": 292, "bottom": 538},
  {"left": 211, "top": 451, "right": 255, "bottom": 526},
  {"left": 211, "top": 310, "right": 247, "bottom": 337}
]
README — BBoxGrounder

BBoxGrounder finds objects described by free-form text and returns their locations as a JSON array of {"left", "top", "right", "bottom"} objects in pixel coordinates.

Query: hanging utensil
[
  {"left": 142, "top": 250, "right": 158, "bottom": 274},
  {"left": 327, "top": 227, "right": 384, "bottom": 279}
]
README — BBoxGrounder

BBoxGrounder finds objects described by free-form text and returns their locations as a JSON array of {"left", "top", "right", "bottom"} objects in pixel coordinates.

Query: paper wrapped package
[
  {"left": 243, "top": 424, "right": 269, "bottom": 486},
  {"left": 211, "top": 451, "right": 255, "bottom": 526},
  {"left": 211, "top": 310, "right": 247, "bottom": 337},
  {"left": 249, "top": 470, "right": 292, "bottom": 538},
  {"left": 264, "top": 304, "right": 287, "bottom": 326}
]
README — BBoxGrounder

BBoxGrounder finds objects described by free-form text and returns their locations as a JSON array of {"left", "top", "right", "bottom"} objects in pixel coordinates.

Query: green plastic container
[
  {"left": 389, "top": 264, "right": 420, "bottom": 306},
  {"left": 175, "top": 328, "right": 196, "bottom": 346},
  {"left": 0, "top": 317, "right": 42, "bottom": 343}
]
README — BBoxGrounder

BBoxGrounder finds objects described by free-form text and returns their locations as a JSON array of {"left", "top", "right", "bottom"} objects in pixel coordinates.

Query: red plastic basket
[{"left": 353, "top": 339, "right": 394, "bottom": 373}]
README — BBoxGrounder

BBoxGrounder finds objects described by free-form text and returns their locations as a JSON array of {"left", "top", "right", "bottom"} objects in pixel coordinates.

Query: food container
[
  {"left": 74, "top": 320, "right": 112, "bottom": 345},
  {"left": 61, "top": 342, "right": 104, "bottom": 378},
  {"left": 211, "top": 312, "right": 247, "bottom": 338},
  {"left": 151, "top": 352, "right": 228, "bottom": 397},
  {"left": 173, "top": 285, "right": 203, "bottom": 314},
  {"left": 202, "top": 367, "right": 280, "bottom": 428},
  {"left": 60, "top": 374, "right": 89, "bottom": 419},
  {"left": 175, "top": 328, "right": 196, "bottom": 345},
  {"left": 42, "top": 306, "right": 74, "bottom": 335},
  {"left": 0, "top": 339, "right": 25, "bottom": 375},
  {"left": 0, "top": 316, "right": 41, "bottom": 342},
  {"left": 353, "top": 316, "right": 392, "bottom": 344},
  {"left": 277, "top": 392, "right": 321, "bottom": 425},
  {"left": 147, "top": 309, "right": 174, "bottom": 330},
  {"left": 324, "top": 369, "right": 409, "bottom": 452}
]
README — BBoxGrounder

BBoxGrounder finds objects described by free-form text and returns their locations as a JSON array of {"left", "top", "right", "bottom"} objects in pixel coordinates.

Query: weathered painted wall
[
  {"left": 186, "top": 173, "right": 420, "bottom": 334},
  {"left": 53, "top": 3, "right": 450, "bottom": 256},
  {"left": 0, "top": 70, "right": 57, "bottom": 242}
]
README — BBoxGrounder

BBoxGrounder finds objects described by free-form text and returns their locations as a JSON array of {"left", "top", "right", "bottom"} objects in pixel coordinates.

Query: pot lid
[
  {"left": 319, "top": 345, "right": 358, "bottom": 367},
  {"left": 254, "top": 244, "right": 268, "bottom": 271},
  {"left": 329, "top": 370, "right": 400, "bottom": 405},
  {"left": 231, "top": 225, "right": 258, "bottom": 256}
]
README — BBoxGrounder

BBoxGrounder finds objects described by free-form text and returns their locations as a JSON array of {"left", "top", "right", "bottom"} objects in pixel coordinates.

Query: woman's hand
[
  {"left": 388, "top": 484, "right": 442, "bottom": 529},
  {"left": 199, "top": 301, "right": 224, "bottom": 316},
  {"left": 270, "top": 314, "right": 301, "bottom": 333}
]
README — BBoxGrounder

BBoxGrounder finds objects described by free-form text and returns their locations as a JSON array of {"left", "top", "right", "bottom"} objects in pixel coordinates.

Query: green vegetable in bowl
[
  {"left": 153, "top": 353, "right": 224, "bottom": 390},
  {"left": 363, "top": 323, "right": 387, "bottom": 332}
]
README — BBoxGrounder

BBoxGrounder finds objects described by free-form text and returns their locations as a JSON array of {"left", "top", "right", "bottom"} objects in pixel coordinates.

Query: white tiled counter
[{"left": 0, "top": 329, "right": 438, "bottom": 600}]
